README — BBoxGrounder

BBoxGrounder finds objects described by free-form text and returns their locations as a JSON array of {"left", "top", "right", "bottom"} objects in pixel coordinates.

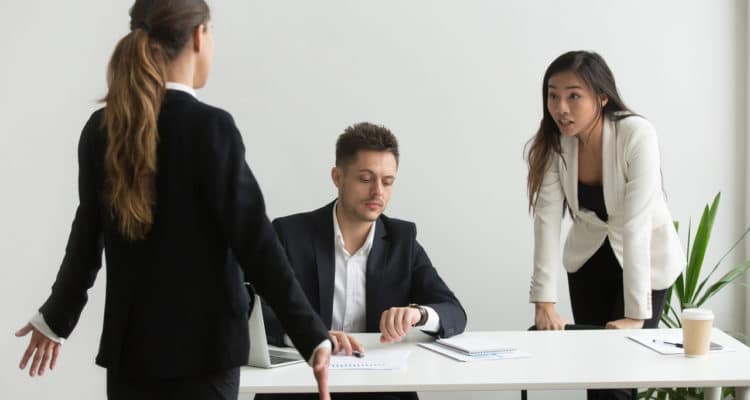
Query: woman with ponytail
[
  {"left": 526, "top": 51, "right": 684, "bottom": 399},
  {"left": 15, "top": 1, "right": 333, "bottom": 399}
]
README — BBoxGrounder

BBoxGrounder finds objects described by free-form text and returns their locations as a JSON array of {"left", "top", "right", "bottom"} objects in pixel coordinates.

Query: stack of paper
[
  {"left": 435, "top": 335, "right": 516, "bottom": 354},
  {"left": 419, "top": 333, "right": 530, "bottom": 362}
]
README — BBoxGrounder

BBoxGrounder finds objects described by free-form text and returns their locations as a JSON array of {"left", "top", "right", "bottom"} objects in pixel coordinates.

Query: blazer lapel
[
  {"left": 560, "top": 136, "right": 579, "bottom": 214},
  {"left": 313, "top": 203, "right": 336, "bottom": 329},
  {"left": 601, "top": 116, "right": 620, "bottom": 217},
  {"left": 365, "top": 218, "right": 389, "bottom": 331}
]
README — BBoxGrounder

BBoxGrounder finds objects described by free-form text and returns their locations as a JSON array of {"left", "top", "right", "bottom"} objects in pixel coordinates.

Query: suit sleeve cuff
[
  {"left": 624, "top": 292, "right": 653, "bottom": 320},
  {"left": 419, "top": 306, "right": 440, "bottom": 333},
  {"left": 308, "top": 339, "right": 332, "bottom": 366},
  {"left": 30, "top": 312, "right": 64, "bottom": 344}
]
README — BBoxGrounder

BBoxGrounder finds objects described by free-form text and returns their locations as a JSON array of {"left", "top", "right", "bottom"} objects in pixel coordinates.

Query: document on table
[
  {"left": 418, "top": 342, "right": 531, "bottom": 362},
  {"left": 628, "top": 332, "right": 732, "bottom": 355},
  {"left": 330, "top": 348, "right": 411, "bottom": 370},
  {"left": 435, "top": 333, "right": 517, "bottom": 354}
]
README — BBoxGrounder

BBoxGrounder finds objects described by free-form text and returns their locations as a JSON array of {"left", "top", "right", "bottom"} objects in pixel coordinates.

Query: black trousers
[
  {"left": 107, "top": 368, "right": 240, "bottom": 400},
  {"left": 255, "top": 392, "right": 418, "bottom": 400},
  {"left": 567, "top": 238, "right": 669, "bottom": 400}
]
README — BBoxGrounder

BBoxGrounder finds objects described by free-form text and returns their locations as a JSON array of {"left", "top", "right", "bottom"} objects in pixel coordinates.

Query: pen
[
  {"left": 352, "top": 351, "right": 365, "bottom": 358},
  {"left": 652, "top": 339, "right": 683, "bottom": 348}
]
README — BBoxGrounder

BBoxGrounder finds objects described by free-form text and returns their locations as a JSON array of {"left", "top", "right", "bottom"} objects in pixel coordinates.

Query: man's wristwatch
[{"left": 408, "top": 304, "right": 428, "bottom": 327}]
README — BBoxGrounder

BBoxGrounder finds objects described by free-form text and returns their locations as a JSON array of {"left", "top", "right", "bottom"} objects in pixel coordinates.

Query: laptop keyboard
[{"left": 269, "top": 350, "right": 302, "bottom": 365}]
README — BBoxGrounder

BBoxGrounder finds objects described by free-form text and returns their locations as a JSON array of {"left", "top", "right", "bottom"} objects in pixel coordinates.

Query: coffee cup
[{"left": 681, "top": 308, "right": 714, "bottom": 357}]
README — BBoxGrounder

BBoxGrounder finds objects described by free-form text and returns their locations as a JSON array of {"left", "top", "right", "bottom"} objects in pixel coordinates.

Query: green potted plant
[{"left": 639, "top": 192, "right": 750, "bottom": 400}]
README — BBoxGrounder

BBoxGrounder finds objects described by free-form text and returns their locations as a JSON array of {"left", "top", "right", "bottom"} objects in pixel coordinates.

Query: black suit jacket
[
  {"left": 38, "top": 90, "right": 329, "bottom": 377},
  {"left": 262, "top": 201, "right": 466, "bottom": 345}
]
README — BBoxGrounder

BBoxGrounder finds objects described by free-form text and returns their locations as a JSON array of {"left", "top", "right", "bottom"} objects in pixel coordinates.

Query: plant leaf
[
  {"left": 662, "top": 285, "right": 673, "bottom": 312},
  {"left": 695, "top": 260, "right": 750, "bottom": 307},
  {"left": 674, "top": 220, "right": 691, "bottom": 304},
  {"left": 661, "top": 313, "right": 677, "bottom": 328},
  {"left": 684, "top": 193, "right": 720, "bottom": 304},
  {"left": 686, "top": 218, "right": 692, "bottom": 264},
  {"left": 670, "top": 306, "right": 682, "bottom": 328},
  {"left": 660, "top": 286, "right": 674, "bottom": 327},
  {"left": 674, "top": 273, "right": 686, "bottom": 308},
  {"left": 694, "top": 226, "right": 750, "bottom": 298}
]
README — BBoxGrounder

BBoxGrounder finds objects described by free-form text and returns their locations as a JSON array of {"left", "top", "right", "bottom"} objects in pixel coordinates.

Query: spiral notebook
[
  {"left": 435, "top": 334, "right": 516, "bottom": 355},
  {"left": 419, "top": 342, "right": 530, "bottom": 362}
]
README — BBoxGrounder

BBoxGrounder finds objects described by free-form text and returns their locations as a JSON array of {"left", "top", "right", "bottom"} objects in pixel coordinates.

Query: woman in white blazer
[{"left": 526, "top": 51, "right": 683, "bottom": 399}]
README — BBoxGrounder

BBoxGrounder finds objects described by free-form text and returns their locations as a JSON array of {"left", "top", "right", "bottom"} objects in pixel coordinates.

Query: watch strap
[{"left": 408, "top": 304, "right": 428, "bottom": 327}]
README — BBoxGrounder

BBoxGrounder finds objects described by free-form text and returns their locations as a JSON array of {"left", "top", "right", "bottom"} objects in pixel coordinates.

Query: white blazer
[{"left": 529, "top": 114, "right": 684, "bottom": 319}]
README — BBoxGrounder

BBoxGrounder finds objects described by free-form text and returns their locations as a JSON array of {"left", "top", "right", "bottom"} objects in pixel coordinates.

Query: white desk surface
[{"left": 240, "top": 328, "right": 750, "bottom": 394}]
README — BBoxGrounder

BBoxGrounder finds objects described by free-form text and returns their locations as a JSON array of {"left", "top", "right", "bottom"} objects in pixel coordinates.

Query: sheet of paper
[
  {"left": 418, "top": 342, "right": 531, "bottom": 362},
  {"left": 436, "top": 333, "right": 516, "bottom": 354},
  {"left": 330, "top": 348, "right": 411, "bottom": 370},
  {"left": 628, "top": 332, "right": 733, "bottom": 355}
]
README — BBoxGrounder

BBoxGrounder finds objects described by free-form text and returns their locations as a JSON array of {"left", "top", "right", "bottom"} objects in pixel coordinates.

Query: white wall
[
  {"left": 1, "top": 1, "right": 746, "bottom": 399},
  {"left": 748, "top": 3, "right": 750, "bottom": 345}
]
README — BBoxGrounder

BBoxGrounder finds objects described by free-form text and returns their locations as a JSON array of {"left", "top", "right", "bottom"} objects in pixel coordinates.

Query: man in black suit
[{"left": 256, "top": 123, "right": 466, "bottom": 400}]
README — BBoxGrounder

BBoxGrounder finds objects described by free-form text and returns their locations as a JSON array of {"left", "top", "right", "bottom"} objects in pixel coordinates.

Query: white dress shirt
[
  {"left": 165, "top": 81, "right": 197, "bottom": 97},
  {"left": 331, "top": 201, "right": 376, "bottom": 332},
  {"left": 331, "top": 201, "right": 440, "bottom": 333}
]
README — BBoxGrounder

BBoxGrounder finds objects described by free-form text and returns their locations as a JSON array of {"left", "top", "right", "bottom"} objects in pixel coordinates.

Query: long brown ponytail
[
  {"left": 102, "top": 0, "right": 209, "bottom": 240},
  {"left": 526, "top": 51, "right": 634, "bottom": 213}
]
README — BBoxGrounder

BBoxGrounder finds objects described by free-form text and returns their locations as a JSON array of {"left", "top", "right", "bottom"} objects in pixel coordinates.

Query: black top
[
  {"left": 578, "top": 181, "right": 608, "bottom": 222},
  {"left": 261, "top": 201, "right": 467, "bottom": 345},
  {"left": 39, "top": 90, "right": 329, "bottom": 377}
]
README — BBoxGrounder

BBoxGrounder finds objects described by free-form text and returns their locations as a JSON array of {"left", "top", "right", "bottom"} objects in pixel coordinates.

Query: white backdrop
[
  {"left": 746, "top": 0, "right": 750, "bottom": 348},
  {"left": 1, "top": 1, "right": 746, "bottom": 399}
]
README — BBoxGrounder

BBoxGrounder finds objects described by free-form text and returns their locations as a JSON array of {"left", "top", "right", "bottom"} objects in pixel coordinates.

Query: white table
[{"left": 240, "top": 329, "right": 750, "bottom": 399}]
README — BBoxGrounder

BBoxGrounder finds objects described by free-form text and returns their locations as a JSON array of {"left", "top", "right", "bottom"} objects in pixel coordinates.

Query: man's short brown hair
[{"left": 335, "top": 122, "right": 399, "bottom": 167}]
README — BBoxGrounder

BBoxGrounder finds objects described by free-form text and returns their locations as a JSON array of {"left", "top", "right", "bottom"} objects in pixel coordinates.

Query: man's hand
[
  {"left": 16, "top": 323, "right": 61, "bottom": 377},
  {"left": 606, "top": 318, "right": 644, "bottom": 330},
  {"left": 379, "top": 306, "right": 421, "bottom": 343},
  {"left": 329, "top": 331, "right": 364, "bottom": 355},
  {"left": 312, "top": 346, "right": 331, "bottom": 400},
  {"left": 534, "top": 302, "right": 567, "bottom": 330}
]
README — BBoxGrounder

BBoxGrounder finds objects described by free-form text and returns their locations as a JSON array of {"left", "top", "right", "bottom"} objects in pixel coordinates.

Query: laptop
[{"left": 247, "top": 293, "right": 305, "bottom": 368}]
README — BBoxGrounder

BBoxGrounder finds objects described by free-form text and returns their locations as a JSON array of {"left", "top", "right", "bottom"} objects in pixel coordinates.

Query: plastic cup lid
[{"left": 681, "top": 308, "right": 714, "bottom": 320}]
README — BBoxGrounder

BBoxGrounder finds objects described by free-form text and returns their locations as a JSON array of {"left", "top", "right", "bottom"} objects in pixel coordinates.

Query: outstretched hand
[
  {"left": 312, "top": 345, "right": 331, "bottom": 400},
  {"left": 16, "top": 323, "right": 61, "bottom": 377}
]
